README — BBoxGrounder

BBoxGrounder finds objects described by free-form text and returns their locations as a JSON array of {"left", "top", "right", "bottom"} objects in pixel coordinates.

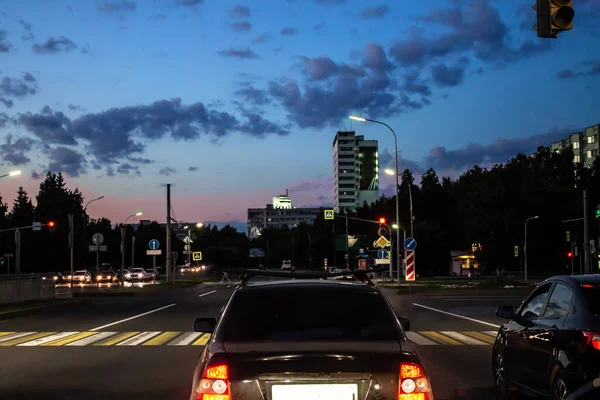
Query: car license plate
[{"left": 272, "top": 383, "right": 358, "bottom": 400}]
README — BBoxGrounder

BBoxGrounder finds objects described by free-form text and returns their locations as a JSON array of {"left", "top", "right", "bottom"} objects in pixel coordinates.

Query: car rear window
[
  {"left": 582, "top": 284, "right": 600, "bottom": 314},
  {"left": 221, "top": 286, "right": 398, "bottom": 342}
]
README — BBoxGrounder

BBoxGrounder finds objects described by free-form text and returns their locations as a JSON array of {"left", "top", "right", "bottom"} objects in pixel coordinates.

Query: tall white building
[{"left": 333, "top": 131, "right": 379, "bottom": 211}]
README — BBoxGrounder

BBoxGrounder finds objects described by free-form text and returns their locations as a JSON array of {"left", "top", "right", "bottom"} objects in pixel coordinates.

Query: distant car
[
  {"left": 281, "top": 260, "right": 292, "bottom": 270},
  {"left": 96, "top": 269, "right": 118, "bottom": 283},
  {"left": 60, "top": 271, "right": 73, "bottom": 283},
  {"left": 189, "top": 272, "right": 433, "bottom": 400},
  {"left": 71, "top": 270, "right": 92, "bottom": 284},
  {"left": 130, "top": 268, "right": 151, "bottom": 281},
  {"left": 40, "top": 272, "right": 63, "bottom": 284},
  {"left": 145, "top": 268, "right": 159, "bottom": 280}
]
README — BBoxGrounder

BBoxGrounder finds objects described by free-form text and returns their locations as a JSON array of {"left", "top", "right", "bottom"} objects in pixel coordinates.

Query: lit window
[
  {"left": 573, "top": 141, "right": 579, "bottom": 149},
  {"left": 574, "top": 155, "right": 580, "bottom": 163},
  {"left": 588, "top": 136, "right": 596, "bottom": 144},
  {"left": 588, "top": 150, "right": 593, "bottom": 158}
]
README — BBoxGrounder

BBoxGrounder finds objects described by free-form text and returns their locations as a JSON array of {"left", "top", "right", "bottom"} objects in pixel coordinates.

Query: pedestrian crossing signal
[
  {"left": 192, "top": 252, "right": 202, "bottom": 261},
  {"left": 324, "top": 210, "right": 334, "bottom": 220}
]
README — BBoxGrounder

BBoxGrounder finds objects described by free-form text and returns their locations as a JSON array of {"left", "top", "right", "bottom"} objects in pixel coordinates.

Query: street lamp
[
  {"left": 0, "top": 170, "right": 21, "bottom": 179},
  {"left": 83, "top": 196, "right": 105, "bottom": 273},
  {"left": 524, "top": 216, "right": 539, "bottom": 282},
  {"left": 385, "top": 168, "right": 414, "bottom": 238},
  {"left": 183, "top": 223, "right": 204, "bottom": 266},
  {"left": 350, "top": 115, "right": 402, "bottom": 278},
  {"left": 121, "top": 211, "right": 142, "bottom": 285}
]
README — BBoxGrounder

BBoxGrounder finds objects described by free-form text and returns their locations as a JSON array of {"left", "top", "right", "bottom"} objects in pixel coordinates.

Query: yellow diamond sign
[{"left": 374, "top": 236, "right": 390, "bottom": 248}]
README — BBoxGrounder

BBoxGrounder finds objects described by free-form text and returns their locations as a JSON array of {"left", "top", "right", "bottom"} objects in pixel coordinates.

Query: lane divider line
[
  {"left": 198, "top": 290, "right": 217, "bottom": 298},
  {"left": 412, "top": 303, "right": 501, "bottom": 328},
  {"left": 89, "top": 303, "right": 177, "bottom": 331}
]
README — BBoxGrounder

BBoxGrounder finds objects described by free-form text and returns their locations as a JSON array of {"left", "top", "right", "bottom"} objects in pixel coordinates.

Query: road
[{"left": 0, "top": 281, "right": 531, "bottom": 400}]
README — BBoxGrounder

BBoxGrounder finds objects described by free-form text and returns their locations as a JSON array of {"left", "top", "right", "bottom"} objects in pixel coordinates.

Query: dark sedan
[
  {"left": 493, "top": 274, "right": 600, "bottom": 400},
  {"left": 189, "top": 277, "right": 434, "bottom": 400}
]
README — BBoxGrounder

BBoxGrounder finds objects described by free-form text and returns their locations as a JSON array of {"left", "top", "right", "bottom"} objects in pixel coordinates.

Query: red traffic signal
[
  {"left": 48, "top": 221, "right": 55, "bottom": 227},
  {"left": 379, "top": 217, "right": 386, "bottom": 224},
  {"left": 567, "top": 252, "right": 573, "bottom": 258}
]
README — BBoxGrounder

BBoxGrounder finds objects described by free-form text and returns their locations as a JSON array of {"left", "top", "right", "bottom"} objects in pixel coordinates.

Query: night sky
[{"left": 0, "top": 0, "right": 598, "bottom": 229}]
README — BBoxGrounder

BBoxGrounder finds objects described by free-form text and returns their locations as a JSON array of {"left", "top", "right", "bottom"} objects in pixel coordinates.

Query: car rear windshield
[
  {"left": 221, "top": 286, "right": 399, "bottom": 342},
  {"left": 581, "top": 284, "right": 600, "bottom": 314}
]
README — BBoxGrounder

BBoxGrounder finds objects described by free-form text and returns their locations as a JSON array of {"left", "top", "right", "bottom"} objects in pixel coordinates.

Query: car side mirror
[
  {"left": 398, "top": 316, "right": 411, "bottom": 332},
  {"left": 194, "top": 318, "right": 216, "bottom": 333},
  {"left": 496, "top": 306, "right": 515, "bottom": 320}
]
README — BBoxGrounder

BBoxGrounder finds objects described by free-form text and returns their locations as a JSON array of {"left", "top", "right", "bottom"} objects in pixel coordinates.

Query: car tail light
[
  {"left": 583, "top": 331, "right": 600, "bottom": 351},
  {"left": 398, "top": 362, "right": 431, "bottom": 400},
  {"left": 195, "top": 357, "right": 231, "bottom": 400}
]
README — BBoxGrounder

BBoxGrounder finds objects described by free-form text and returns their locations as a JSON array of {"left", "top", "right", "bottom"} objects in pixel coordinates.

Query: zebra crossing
[{"left": 0, "top": 330, "right": 498, "bottom": 347}]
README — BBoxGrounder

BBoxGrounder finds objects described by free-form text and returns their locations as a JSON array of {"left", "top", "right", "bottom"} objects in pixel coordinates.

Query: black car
[
  {"left": 493, "top": 274, "right": 600, "bottom": 400},
  {"left": 189, "top": 270, "right": 433, "bottom": 400}
]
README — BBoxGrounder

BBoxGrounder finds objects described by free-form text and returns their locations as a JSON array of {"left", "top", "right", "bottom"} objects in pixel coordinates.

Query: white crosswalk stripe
[
  {"left": 17, "top": 332, "right": 79, "bottom": 347},
  {"left": 66, "top": 331, "right": 118, "bottom": 346},
  {"left": 0, "top": 332, "right": 36, "bottom": 343},
  {"left": 440, "top": 331, "right": 488, "bottom": 345},
  {"left": 167, "top": 332, "right": 203, "bottom": 346},
  {"left": 116, "top": 331, "right": 162, "bottom": 346},
  {"left": 406, "top": 332, "right": 438, "bottom": 345}
]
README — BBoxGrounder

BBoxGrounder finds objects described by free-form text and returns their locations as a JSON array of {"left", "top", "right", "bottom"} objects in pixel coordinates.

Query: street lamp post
[
  {"left": 392, "top": 224, "right": 406, "bottom": 283},
  {"left": 183, "top": 223, "right": 203, "bottom": 266},
  {"left": 0, "top": 170, "right": 21, "bottom": 179},
  {"left": 83, "top": 196, "right": 105, "bottom": 273},
  {"left": 121, "top": 212, "right": 142, "bottom": 285},
  {"left": 385, "top": 169, "right": 414, "bottom": 238},
  {"left": 524, "top": 216, "right": 539, "bottom": 282},
  {"left": 350, "top": 116, "right": 402, "bottom": 276}
]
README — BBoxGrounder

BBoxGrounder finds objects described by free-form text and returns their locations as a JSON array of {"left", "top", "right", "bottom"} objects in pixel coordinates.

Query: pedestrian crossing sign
[
  {"left": 192, "top": 252, "right": 202, "bottom": 261},
  {"left": 324, "top": 209, "right": 334, "bottom": 220}
]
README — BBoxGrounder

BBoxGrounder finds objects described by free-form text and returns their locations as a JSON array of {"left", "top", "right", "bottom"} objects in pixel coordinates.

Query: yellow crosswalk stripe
[
  {"left": 461, "top": 331, "right": 497, "bottom": 344},
  {"left": 0, "top": 332, "right": 15, "bottom": 338},
  {"left": 419, "top": 331, "right": 463, "bottom": 345},
  {"left": 93, "top": 332, "right": 139, "bottom": 346},
  {"left": 142, "top": 331, "right": 181, "bottom": 346},
  {"left": 192, "top": 333, "right": 211, "bottom": 346},
  {"left": 41, "top": 332, "right": 98, "bottom": 347},
  {"left": 0, "top": 332, "right": 57, "bottom": 347}
]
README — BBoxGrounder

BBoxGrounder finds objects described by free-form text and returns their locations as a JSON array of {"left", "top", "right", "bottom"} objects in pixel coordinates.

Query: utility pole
[
  {"left": 187, "top": 226, "right": 191, "bottom": 266},
  {"left": 120, "top": 226, "right": 125, "bottom": 285},
  {"left": 583, "top": 189, "right": 590, "bottom": 274},
  {"left": 131, "top": 235, "right": 135, "bottom": 269},
  {"left": 345, "top": 210, "right": 349, "bottom": 270},
  {"left": 69, "top": 214, "right": 74, "bottom": 279},
  {"left": 166, "top": 184, "right": 172, "bottom": 283},
  {"left": 14, "top": 229, "right": 20, "bottom": 276}
]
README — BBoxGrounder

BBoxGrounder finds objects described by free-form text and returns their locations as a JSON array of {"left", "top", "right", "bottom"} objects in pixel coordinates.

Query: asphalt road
[{"left": 0, "top": 281, "right": 532, "bottom": 400}]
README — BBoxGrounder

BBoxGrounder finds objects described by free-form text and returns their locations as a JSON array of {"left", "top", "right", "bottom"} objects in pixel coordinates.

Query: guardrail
[{"left": 0, "top": 274, "right": 63, "bottom": 304}]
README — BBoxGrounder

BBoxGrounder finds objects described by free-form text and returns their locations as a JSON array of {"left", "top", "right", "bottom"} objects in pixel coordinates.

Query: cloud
[
  {"left": 0, "top": 72, "right": 38, "bottom": 108},
  {"left": 68, "top": 104, "right": 82, "bottom": 111},
  {"left": 362, "top": 42, "right": 394, "bottom": 72},
  {"left": 128, "top": 156, "right": 153, "bottom": 164},
  {"left": 188, "top": 166, "right": 199, "bottom": 171},
  {"left": 96, "top": 0, "right": 136, "bottom": 15},
  {"left": 431, "top": 63, "right": 465, "bottom": 86},
  {"left": 174, "top": 0, "right": 204, "bottom": 6},
  {"left": 18, "top": 20, "right": 34, "bottom": 40},
  {"left": 280, "top": 27, "right": 298, "bottom": 36},
  {"left": 229, "top": 5, "right": 251, "bottom": 17},
  {"left": 314, "top": 21, "right": 325, "bottom": 31},
  {"left": 46, "top": 146, "right": 87, "bottom": 177},
  {"left": 252, "top": 32, "right": 272, "bottom": 44},
  {"left": 117, "top": 163, "right": 140, "bottom": 175},
  {"left": 0, "top": 30, "right": 13, "bottom": 52},
  {"left": 360, "top": 4, "right": 390, "bottom": 19},
  {"left": 32, "top": 36, "right": 78, "bottom": 54},
  {"left": 557, "top": 60, "right": 600, "bottom": 79},
  {"left": 159, "top": 166, "right": 177, "bottom": 176},
  {"left": 234, "top": 84, "right": 271, "bottom": 105},
  {"left": 0, "top": 135, "right": 36, "bottom": 165},
  {"left": 424, "top": 126, "right": 577, "bottom": 170},
  {"left": 31, "top": 170, "right": 42, "bottom": 179},
  {"left": 218, "top": 47, "right": 259, "bottom": 59},
  {"left": 379, "top": 148, "right": 423, "bottom": 175},
  {"left": 230, "top": 21, "right": 252, "bottom": 33},
  {"left": 18, "top": 99, "right": 289, "bottom": 172}
]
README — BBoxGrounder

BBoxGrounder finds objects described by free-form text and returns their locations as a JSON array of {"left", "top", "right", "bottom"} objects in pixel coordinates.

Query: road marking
[
  {"left": 412, "top": 303, "right": 501, "bottom": 328},
  {"left": 168, "top": 332, "right": 204, "bottom": 346},
  {"left": 406, "top": 332, "right": 438, "bottom": 345},
  {"left": 0, "top": 332, "right": 15, "bottom": 338},
  {"left": 18, "top": 332, "right": 80, "bottom": 347},
  {"left": 0, "top": 332, "right": 37, "bottom": 343},
  {"left": 461, "top": 331, "right": 497, "bottom": 344},
  {"left": 67, "top": 331, "right": 118, "bottom": 346},
  {"left": 192, "top": 333, "right": 211, "bottom": 346},
  {"left": 483, "top": 330, "right": 498, "bottom": 336},
  {"left": 420, "top": 331, "right": 463, "bottom": 345},
  {"left": 116, "top": 331, "right": 161, "bottom": 346},
  {"left": 227, "top": 285, "right": 231, "bottom": 288},
  {"left": 89, "top": 303, "right": 177, "bottom": 331},
  {"left": 142, "top": 331, "right": 181, "bottom": 346},
  {"left": 198, "top": 290, "right": 217, "bottom": 298},
  {"left": 440, "top": 331, "right": 487, "bottom": 345},
  {"left": 94, "top": 331, "right": 140, "bottom": 346},
  {"left": 0, "top": 332, "right": 56, "bottom": 347},
  {"left": 41, "top": 331, "right": 98, "bottom": 347}
]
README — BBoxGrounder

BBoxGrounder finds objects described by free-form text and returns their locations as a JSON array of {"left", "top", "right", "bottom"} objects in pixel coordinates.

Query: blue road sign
[
  {"left": 404, "top": 237, "right": 417, "bottom": 250},
  {"left": 377, "top": 249, "right": 389, "bottom": 259},
  {"left": 149, "top": 239, "right": 160, "bottom": 250}
]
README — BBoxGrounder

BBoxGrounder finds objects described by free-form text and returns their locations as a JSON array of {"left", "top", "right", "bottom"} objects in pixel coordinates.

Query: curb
[{"left": 0, "top": 299, "right": 86, "bottom": 321}]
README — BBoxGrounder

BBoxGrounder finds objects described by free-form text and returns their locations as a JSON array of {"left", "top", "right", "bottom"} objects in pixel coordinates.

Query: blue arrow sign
[
  {"left": 404, "top": 237, "right": 417, "bottom": 250},
  {"left": 377, "top": 249, "right": 389, "bottom": 259},
  {"left": 149, "top": 239, "right": 160, "bottom": 250}
]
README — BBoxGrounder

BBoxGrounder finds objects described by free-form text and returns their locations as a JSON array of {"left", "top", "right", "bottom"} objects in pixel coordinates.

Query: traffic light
[
  {"left": 378, "top": 217, "right": 386, "bottom": 225},
  {"left": 48, "top": 221, "right": 55, "bottom": 233},
  {"left": 567, "top": 251, "right": 573, "bottom": 258},
  {"left": 596, "top": 205, "right": 600, "bottom": 219},
  {"left": 535, "top": 0, "right": 574, "bottom": 38}
]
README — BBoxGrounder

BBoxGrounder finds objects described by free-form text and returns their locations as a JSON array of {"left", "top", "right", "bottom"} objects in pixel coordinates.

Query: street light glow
[
  {"left": 392, "top": 224, "right": 399, "bottom": 229},
  {"left": 196, "top": 222, "right": 203, "bottom": 228},
  {"left": 349, "top": 115, "right": 366, "bottom": 122},
  {"left": 9, "top": 170, "right": 21, "bottom": 176},
  {"left": 135, "top": 212, "right": 143, "bottom": 216},
  {"left": 384, "top": 169, "right": 395, "bottom": 176}
]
